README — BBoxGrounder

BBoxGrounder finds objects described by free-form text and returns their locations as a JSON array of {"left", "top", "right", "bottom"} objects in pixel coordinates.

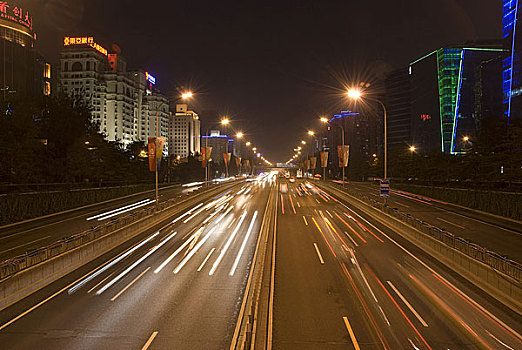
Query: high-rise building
[
  {"left": 0, "top": 2, "right": 51, "bottom": 99},
  {"left": 58, "top": 37, "right": 169, "bottom": 151},
  {"left": 503, "top": 0, "right": 522, "bottom": 121},
  {"left": 409, "top": 45, "right": 505, "bottom": 154},
  {"left": 385, "top": 68, "right": 412, "bottom": 150},
  {"left": 202, "top": 130, "right": 229, "bottom": 166},
  {"left": 169, "top": 104, "right": 201, "bottom": 158}
]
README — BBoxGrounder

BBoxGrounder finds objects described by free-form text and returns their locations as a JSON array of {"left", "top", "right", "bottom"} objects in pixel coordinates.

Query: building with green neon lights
[{"left": 409, "top": 45, "right": 505, "bottom": 154}]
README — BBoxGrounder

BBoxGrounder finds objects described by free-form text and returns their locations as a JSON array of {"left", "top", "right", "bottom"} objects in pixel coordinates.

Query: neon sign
[
  {"left": 420, "top": 114, "right": 431, "bottom": 121},
  {"left": 145, "top": 72, "right": 156, "bottom": 85},
  {"left": 0, "top": 1, "right": 33, "bottom": 33},
  {"left": 63, "top": 36, "right": 108, "bottom": 56}
]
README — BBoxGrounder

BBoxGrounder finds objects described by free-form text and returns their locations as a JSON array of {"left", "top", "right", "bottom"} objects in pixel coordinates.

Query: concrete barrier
[
  {"left": 319, "top": 183, "right": 522, "bottom": 315},
  {"left": 0, "top": 183, "right": 238, "bottom": 312}
]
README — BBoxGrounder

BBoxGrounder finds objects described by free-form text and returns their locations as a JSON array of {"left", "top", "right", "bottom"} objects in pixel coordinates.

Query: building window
[
  {"left": 44, "top": 63, "right": 51, "bottom": 79},
  {"left": 72, "top": 62, "right": 82, "bottom": 72}
]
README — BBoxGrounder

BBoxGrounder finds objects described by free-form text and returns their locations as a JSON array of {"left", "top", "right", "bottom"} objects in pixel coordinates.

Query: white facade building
[
  {"left": 169, "top": 104, "right": 201, "bottom": 158},
  {"left": 58, "top": 37, "right": 169, "bottom": 152}
]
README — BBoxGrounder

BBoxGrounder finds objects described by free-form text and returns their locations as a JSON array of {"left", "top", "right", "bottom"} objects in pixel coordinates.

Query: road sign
[{"left": 380, "top": 180, "right": 390, "bottom": 198}]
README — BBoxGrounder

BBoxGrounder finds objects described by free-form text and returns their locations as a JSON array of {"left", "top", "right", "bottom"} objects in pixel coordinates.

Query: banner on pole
[
  {"left": 304, "top": 159, "right": 310, "bottom": 170},
  {"left": 320, "top": 151, "right": 328, "bottom": 168},
  {"left": 148, "top": 137, "right": 156, "bottom": 172},
  {"left": 310, "top": 157, "right": 317, "bottom": 169},
  {"left": 155, "top": 137, "right": 166, "bottom": 170},
  {"left": 337, "top": 145, "right": 350, "bottom": 168},
  {"left": 235, "top": 157, "right": 241, "bottom": 168}
]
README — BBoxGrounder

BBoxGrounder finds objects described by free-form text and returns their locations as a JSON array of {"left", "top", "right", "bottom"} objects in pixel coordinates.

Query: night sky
[{"left": 28, "top": 0, "right": 500, "bottom": 162}]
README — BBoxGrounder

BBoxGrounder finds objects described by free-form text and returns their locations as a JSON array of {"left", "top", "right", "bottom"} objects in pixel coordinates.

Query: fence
[
  {"left": 0, "top": 184, "right": 207, "bottom": 280},
  {"left": 327, "top": 183, "right": 522, "bottom": 282}
]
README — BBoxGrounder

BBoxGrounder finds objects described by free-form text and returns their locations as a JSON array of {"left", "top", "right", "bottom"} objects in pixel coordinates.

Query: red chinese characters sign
[
  {"left": 0, "top": 1, "right": 33, "bottom": 33},
  {"left": 63, "top": 36, "right": 108, "bottom": 56}
]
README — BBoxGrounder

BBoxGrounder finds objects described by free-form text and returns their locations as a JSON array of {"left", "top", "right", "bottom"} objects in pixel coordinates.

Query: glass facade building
[
  {"left": 503, "top": 0, "right": 522, "bottom": 121},
  {"left": 410, "top": 47, "right": 505, "bottom": 154}
]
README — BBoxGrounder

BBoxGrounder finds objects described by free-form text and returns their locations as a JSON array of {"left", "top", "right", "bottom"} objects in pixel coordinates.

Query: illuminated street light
[
  {"left": 236, "top": 131, "right": 244, "bottom": 138},
  {"left": 347, "top": 89, "right": 362, "bottom": 100},
  {"left": 181, "top": 91, "right": 193, "bottom": 99},
  {"left": 347, "top": 88, "right": 388, "bottom": 187},
  {"left": 320, "top": 117, "right": 329, "bottom": 123},
  {"left": 246, "top": 141, "right": 251, "bottom": 146},
  {"left": 253, "top": 147, "right": 257, "bottom": 151},
  {"left": 463, "top": 136, "right": 470, "bottom": 142},
  {"left": 221, "top": 117, "right": 230, "bottom": 125},
  {"left": 297, "top": 146, "right": 302, "bottom": 150},
  {"left": 409, "top": 146, "right": 416, "bottom": 152},
  {"left": 301, "top": 140, "right": 306, "bottom": 145},
  {"left": 308, "top": 130, "right": 315, "bottom": 136}
]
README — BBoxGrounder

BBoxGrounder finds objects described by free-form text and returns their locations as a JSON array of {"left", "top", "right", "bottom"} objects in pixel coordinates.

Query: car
[{"left": 280, "top": 183, "right": 288, "bottom": 193}]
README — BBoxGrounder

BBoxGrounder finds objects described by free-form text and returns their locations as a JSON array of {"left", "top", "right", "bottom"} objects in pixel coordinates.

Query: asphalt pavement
[
  {"left": 272, "top": 179, "right": 522, "bottom": 349},
  {"left": 0, "top": 182, "right": 222, "bottom": 261},
  {"left": 336, "top": 182, "right": 522, "bottom": 262},
  {"left": 0, "top": 176, "right": 275, "bottom": 349}
]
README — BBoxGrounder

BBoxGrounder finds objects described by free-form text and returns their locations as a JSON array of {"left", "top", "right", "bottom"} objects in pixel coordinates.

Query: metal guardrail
[
  {"left": 327, "top": 182, "right": 522, "bottom": 282},
  {"left": 0, "top": 186, "right": 210, "bottom": 280}
]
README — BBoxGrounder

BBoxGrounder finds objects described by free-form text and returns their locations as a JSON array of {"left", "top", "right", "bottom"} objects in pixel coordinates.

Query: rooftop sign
[
  {"left": 63, "top": 36, "right": 108, "bottom": 56},
  {"left": 145, "top": 72, "right": 156, "bottom": 85},
  {"left": 0, "top": 1, "right": 33, "bottom": 34}
]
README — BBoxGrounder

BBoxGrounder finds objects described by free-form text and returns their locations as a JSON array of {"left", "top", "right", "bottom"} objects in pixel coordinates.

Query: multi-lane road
[
  {"left": 0, "top": 183, "right": 211, "bottom": 261},
  {"left": 0, "top": 176, "right": 274, "bottom": 349},
  {"left": 1, "top": 176, "right": 521, "bottom": 349},
  {"left": 343, "top": 182, "right": 522, "bottom": 261},
  {"left": 273, "top": 180, "right": 522, "bottom": 349}
]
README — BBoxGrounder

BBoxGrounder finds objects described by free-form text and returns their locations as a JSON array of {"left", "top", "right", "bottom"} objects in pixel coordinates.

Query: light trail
[
  {"left": 96, "top": 231, "right": 178, "bottom": 295},
  {"left": 154, "top": 228, "right": 203, "bottom": 273},
  {"left": 209, "top": 211, "right": 247, "bottom": 275},
  {"left": 67, "top": 231, "right": 160, "bottom": 294},
  {"left": 173, "top": 227, "right": 216, "bottom": 274},
  {"left": 229, "top": 211, "right": 258, "bottom": 276},
  {"left": 86, "top": 199, "right": 152, "bottom": 221},
  {"left": 171, "top": 203, "right": 204, "bottom": 223}
]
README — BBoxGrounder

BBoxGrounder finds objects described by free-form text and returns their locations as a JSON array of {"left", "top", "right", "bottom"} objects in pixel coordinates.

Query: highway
[
  {"left": 337, "top": 182, "right": 522, "bottom": 262},
  {"left": 272, "top": 180, "right": 522, "bottom": 349},
  {"left": 0, "top": 182, "right": 219, "bottom": 261},
  {"left": 0, "top": 176, "right": 275, "bottom": 349}
]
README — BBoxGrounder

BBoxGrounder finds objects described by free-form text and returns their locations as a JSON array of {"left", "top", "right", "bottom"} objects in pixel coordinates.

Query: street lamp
[
  {"left": 236, "top": 131, "right": 244, "bottom": 138},
  {"left": 308, "top": 130, "right": 315, "bottom": 136},
  {"left": 347, "top": 88, "right": 388, "bottom": 182},
  {"left": 181, "top": 91, "right": 193, "bottom": 100},
  {"left": 246, "top": 141, "right": 251, "bottom": 146},
  {"left": 409, "top": 146, "right": 416, "bottom": 152},
  {"left": 301, "top": 140, "right": 306, "bottom": 145},
  {"left": 463, "top": 136, "right": 470, "bottom": 142}
]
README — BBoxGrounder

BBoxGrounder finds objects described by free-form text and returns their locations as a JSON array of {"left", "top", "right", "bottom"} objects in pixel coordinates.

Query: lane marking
[
  {"left": 387, "top": 281, "right": 428, "bottom": 327},
  {"left": 209, "top": 211, "right": 247, "bottom": 275},
  {"left": 311, "top": 217, "right": 336, "bottom": 257},
  {"left": 97, "top": 231, "right": 177, "bottom": 295},
  {"left": 155, "top": 229, "right": 201, "bottom": 273},
  {"left": 197, "top": 248, "right": 215, "bottom": 271},
  {"left": 342, "top": 317, "right": 361, "bottom": 350},
  {"left": 313, "top": 243, "right": 325, "bottom": 264},
  {"left": 325, "top": 210, "right": 333, "bottom": 218},
  {"left": 366, "top": 265, "right": 432, "bottom": 350},
  {"left": 437, "top": 217, "right": 465, "bottom": 229},
  {"left": 111, "top": 266, "right": 150, "bottom": 301},
  {"left": 391, "top": 201, "right": 409, "bottom": 208},
  {"left": 315, "top": 199, "right": 321, "bottom": 204},
  {"left": 330, "top": 191, "right": 522, "bottom": 343},
  {"left": 68, "top": 231, "right": 160, "bottom": 294},
  {"left": 230, "top": 211, "right": 258, "bottom": 276},
  {"left": 87, "top": 272, "right": 114, "bottom": 294},
  {"left": 228, "top": 217, "right": 237, "bottom": 229},
  {"left": 141, "top": 331, "right": 159, "bottom": 350},
  {"left": 173, "top": 227, "right": 216, "bottom": 274},
  {"left": 296, "top": 201, "right": 301, "bottom": 208},
  {"left": 302, "top": 216, "right": 308, "bottom": 226},
  {"left": 0, "top": 235, "right": 52, "bottom": 255}
]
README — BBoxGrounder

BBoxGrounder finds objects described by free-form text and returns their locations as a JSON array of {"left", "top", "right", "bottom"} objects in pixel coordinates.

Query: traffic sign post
[{"left": 380, "top": 180, "right": 390, "bottom": 203}]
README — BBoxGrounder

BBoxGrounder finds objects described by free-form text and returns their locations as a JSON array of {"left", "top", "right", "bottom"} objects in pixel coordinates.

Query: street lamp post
[
  {"left": 204, "top": 117, "right": 230, "bottom": 185},
  {"left": 347, "top": 90, "right": 388, "bottom": 179}
]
